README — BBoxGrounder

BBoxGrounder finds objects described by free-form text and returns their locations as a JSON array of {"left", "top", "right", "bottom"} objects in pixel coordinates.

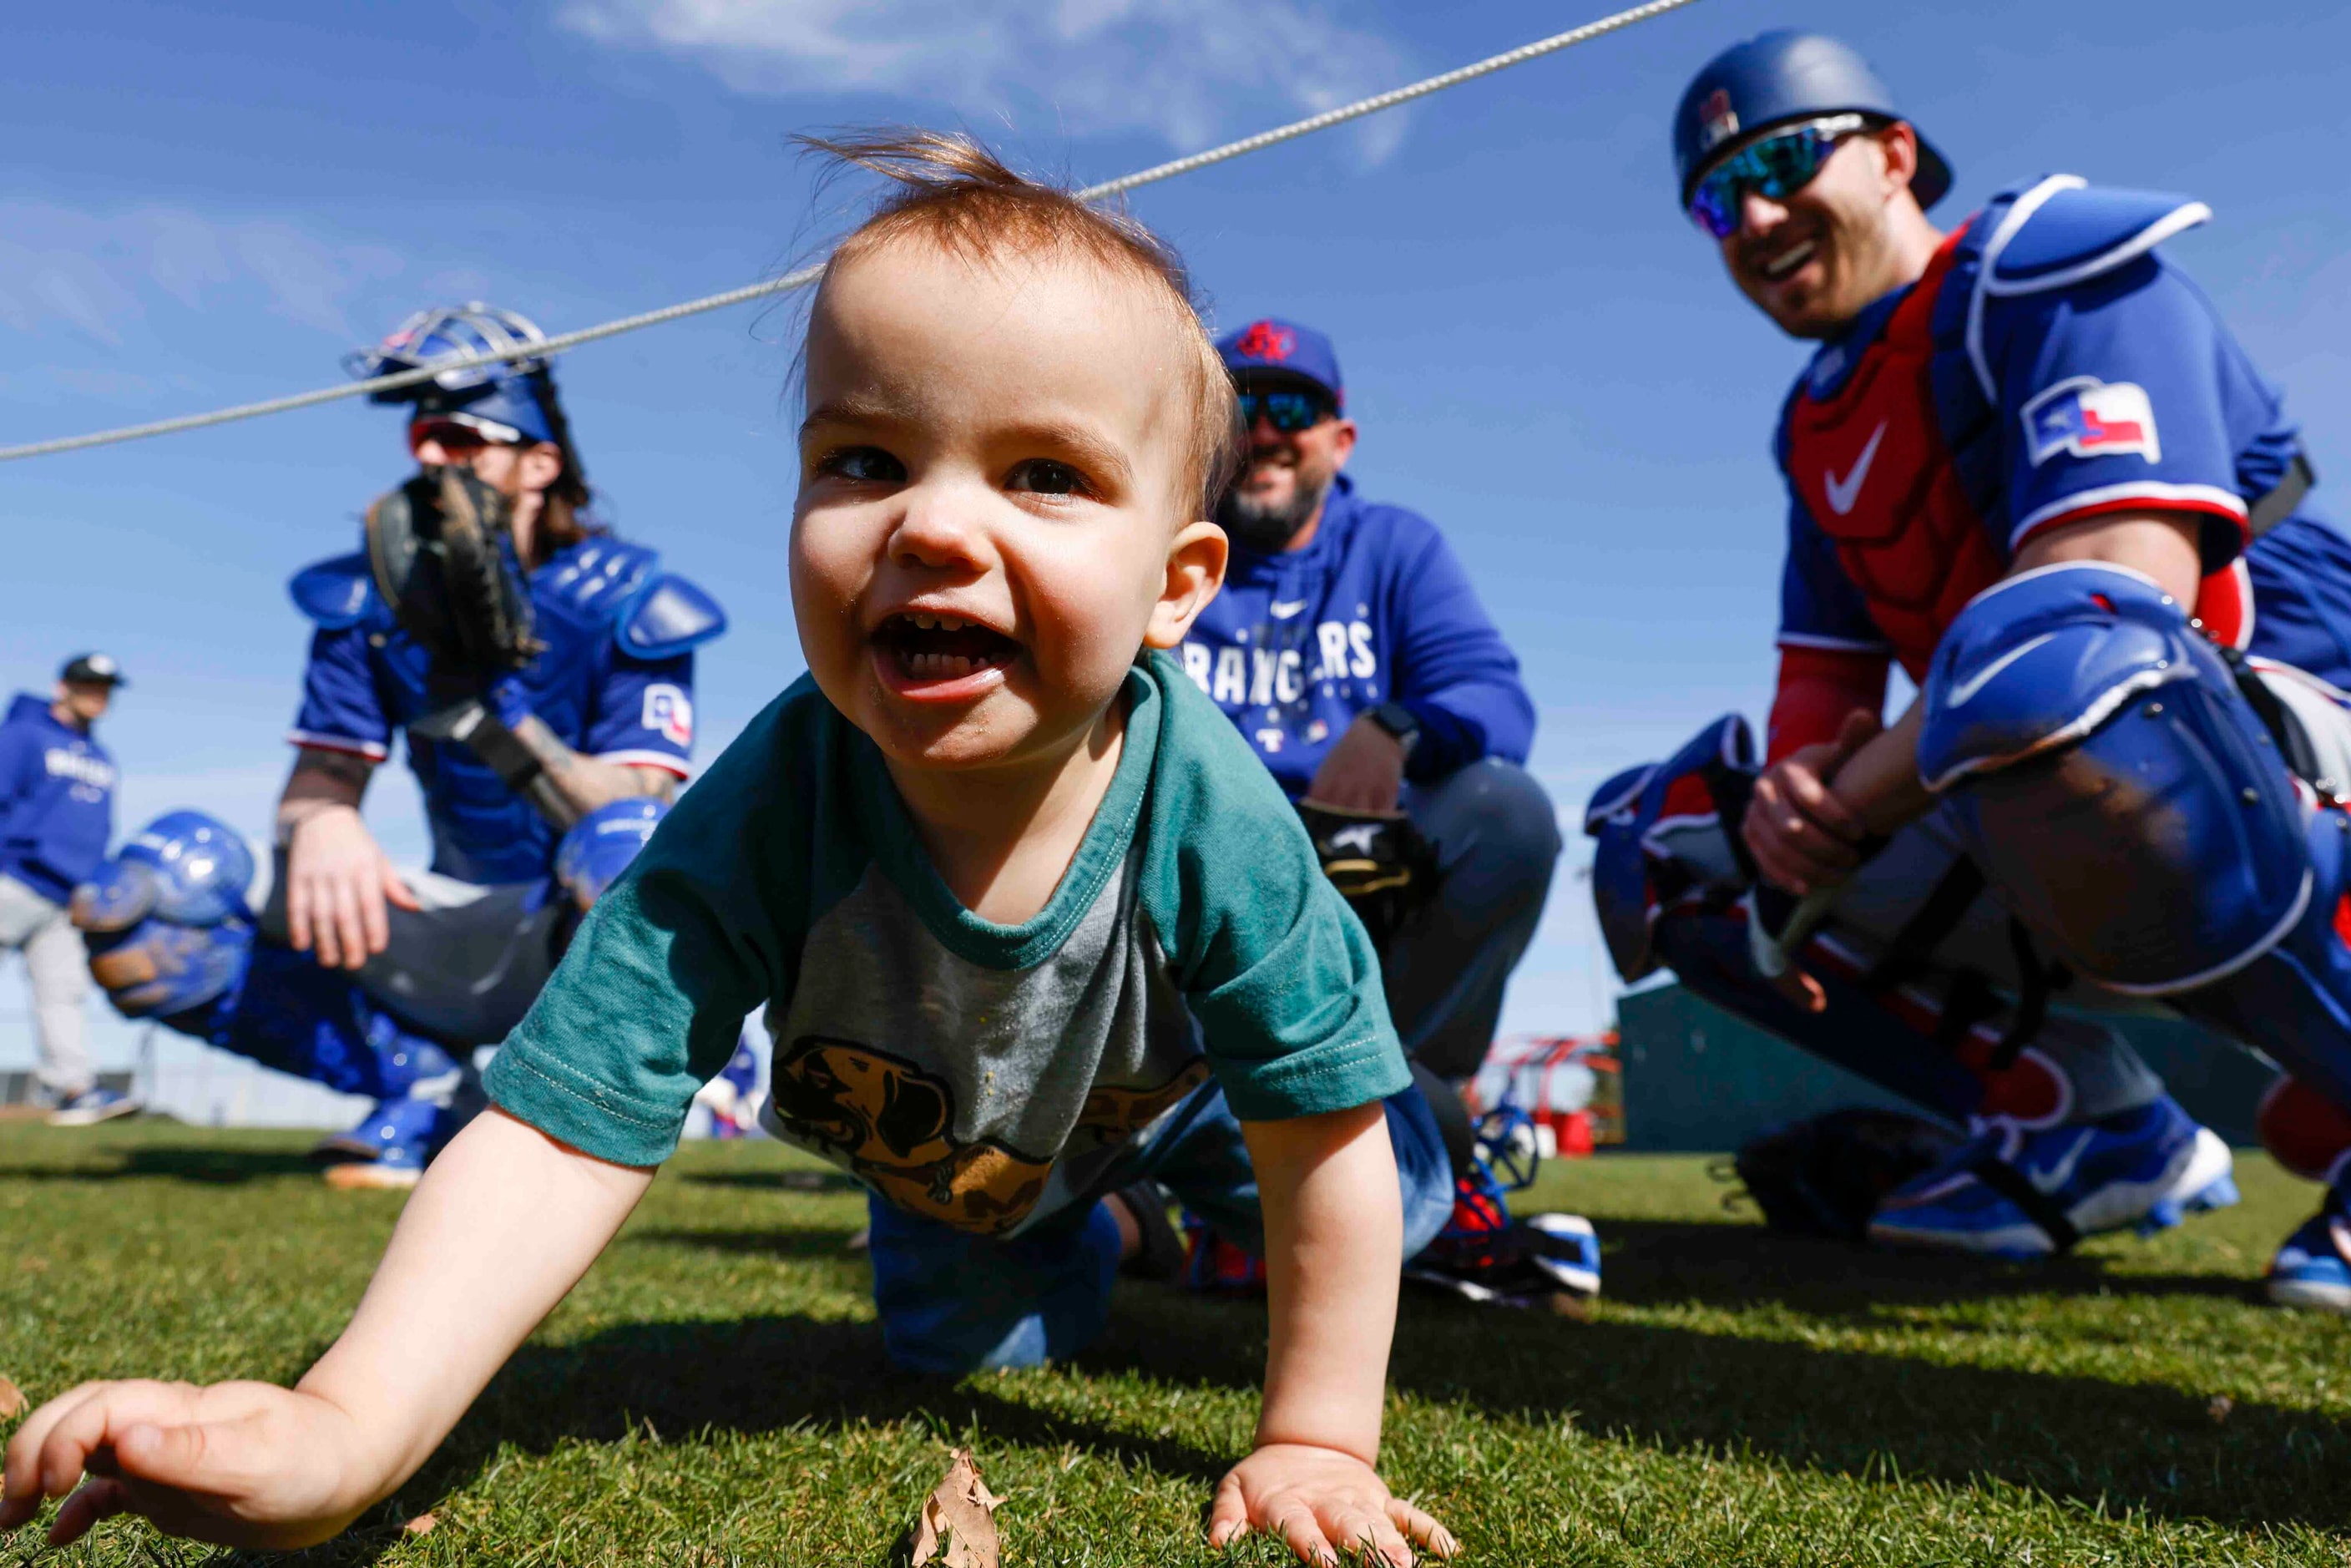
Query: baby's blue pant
[{"left": 866, "top": 1079, "right": 1455, "bottom": 1373}]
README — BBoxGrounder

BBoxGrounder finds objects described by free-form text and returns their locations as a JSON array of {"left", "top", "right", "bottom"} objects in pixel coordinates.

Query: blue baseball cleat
[
  {"left": 1404, "top": 1104, "right": 1602, "bottom": 1309},
  {"left": 313, "top": 1094, "right": 463, "bottom": 1190},
  {"left": 1868, "top": 1095, "right": 2236, "bottom": 1259},
  {"left": 2268, "top": 1191, "right": 2351, "bottom": 1313}
]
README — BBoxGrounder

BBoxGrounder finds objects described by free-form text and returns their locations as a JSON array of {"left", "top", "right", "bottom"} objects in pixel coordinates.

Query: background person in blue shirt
[
  {"left": 0, "top": 653, "right": 134, "bottom": 1125},
  {"left": 1182, "top": 318, "right": 1559, "bottom": 1085}
]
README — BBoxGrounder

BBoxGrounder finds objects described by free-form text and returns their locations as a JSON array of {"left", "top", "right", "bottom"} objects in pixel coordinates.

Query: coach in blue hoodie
[
  {"left": 0, "top": 653, "right": 134, "bottom": 1124},
  {"left": 1182, "top": 319, "right": 1560, "bottom": 1080}
]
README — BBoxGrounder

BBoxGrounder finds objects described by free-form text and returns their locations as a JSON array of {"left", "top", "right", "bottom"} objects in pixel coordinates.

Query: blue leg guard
[
  {"left": 1922, "top": 562, "right": 2351, "bottom": 1109},
  {"left": 1651, "top": 903, "right": 1990, "bottom": 1124},
  {"left": 174, "top": 941, "right": 463, "bottom": 1101},
  {"left": 1595, "top": 690, "right": 2238, "bottom": 1256},
  {"left": 1585, "top": 713, "right": 2159, "bottom": 1127}
]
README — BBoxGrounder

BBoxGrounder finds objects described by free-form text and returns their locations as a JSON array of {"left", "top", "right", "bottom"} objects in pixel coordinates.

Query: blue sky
[{"left": 3, "top": 0, "right": 2348, "bottom": 1080}]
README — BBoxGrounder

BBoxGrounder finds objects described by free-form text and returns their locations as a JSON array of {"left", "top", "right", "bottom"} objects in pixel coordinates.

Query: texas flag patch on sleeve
[{"left": 2023, "top": 377, "right": 2161, "bottom": 466}]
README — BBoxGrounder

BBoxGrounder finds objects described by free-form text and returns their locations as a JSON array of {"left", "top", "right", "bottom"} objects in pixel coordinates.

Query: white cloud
[
  {"left": 0, "top": 203, "right": 404, "bottom": 348},
  {"left": 560, "top": 0, "right": 1414, "bottom": 161}
]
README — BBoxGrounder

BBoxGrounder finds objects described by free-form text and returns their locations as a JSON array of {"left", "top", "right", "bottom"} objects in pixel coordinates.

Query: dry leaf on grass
[
  {"left": 403, "top": 1514, "right": 437, "bottom": 1535},
  {"left": 0, "top": 1377, "right": 24, "bottom": 1419},
  {"left": 908, "top": 1448, "right": 1003, "bottom": 1568}
]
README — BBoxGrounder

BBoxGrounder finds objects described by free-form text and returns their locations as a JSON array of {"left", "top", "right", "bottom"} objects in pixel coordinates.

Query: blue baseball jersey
[
  {"left": 1773, "top": 175, "right": 2347, "bottom": 689},
  {"left": 1178, "top": 476, "right": 1534, "bottom": 799},
  {"left": 290, "top": 536, "right": 706, "bottom": 886},
  {"left": 0, "top": 692, "right": 117, "bottom": 905}
]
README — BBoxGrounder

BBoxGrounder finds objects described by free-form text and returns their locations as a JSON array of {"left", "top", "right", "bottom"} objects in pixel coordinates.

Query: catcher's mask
[
  {"left": 365, "top": 464, "right": 543, "bottom": 675},
  {"left": 350, "top": 303, "right": 555, "bottom": 434}
]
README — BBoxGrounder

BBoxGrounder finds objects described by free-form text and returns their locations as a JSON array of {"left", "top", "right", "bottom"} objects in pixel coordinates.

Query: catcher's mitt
[
  {"left": 1297, "top": 802, "right": 1439, "bottom": 950},
  {"left": 365, "top": 464, "right": 543, "bottom": 677},
  {"left": 1722, "top": 1106, "right": 1964, "bottom": 1242}
]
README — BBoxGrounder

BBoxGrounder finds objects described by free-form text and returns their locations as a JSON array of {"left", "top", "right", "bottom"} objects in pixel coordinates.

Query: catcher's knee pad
[
  {"left": 1584, "top": 713, "right": 1757, "bottom": 983},
  {"left": 1920, "top": 562, "right": 2309, "bottom": 994}
]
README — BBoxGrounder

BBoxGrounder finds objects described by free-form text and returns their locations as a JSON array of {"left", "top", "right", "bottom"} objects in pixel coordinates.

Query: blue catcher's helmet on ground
[
  {"left": 554, "top": 797, "right": 670, "bottom": 911},
  {"left": 1673, "top": 30, "right": 1953, "bottom": 213},
  {"left": 346, "top": 303, "right": 559, "bottom": 446},
  {"left": 70, "top": 811, "right": 260, "bottom": 1019}
]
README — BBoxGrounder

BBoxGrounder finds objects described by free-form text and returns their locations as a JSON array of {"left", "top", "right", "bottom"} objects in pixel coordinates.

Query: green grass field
[{"left": 4, "top": 1121, "right": 2349, "bottom": 1566}]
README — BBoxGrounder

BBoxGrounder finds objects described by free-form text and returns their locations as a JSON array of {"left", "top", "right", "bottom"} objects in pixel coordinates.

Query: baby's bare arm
[
  {"left": 2, "top": 1110, "right": 651, "bottom": 1550},
  {"left": 1211, "top": 1105, "right": 1456, "bottom": 1566}
]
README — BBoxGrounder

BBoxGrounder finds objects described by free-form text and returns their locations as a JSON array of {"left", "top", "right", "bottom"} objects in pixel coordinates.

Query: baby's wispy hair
[{"left": 797, "top": 129, "right": 1240, "bottom": 518}]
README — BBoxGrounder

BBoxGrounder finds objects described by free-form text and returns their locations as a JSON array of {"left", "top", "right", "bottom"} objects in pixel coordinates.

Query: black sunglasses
[{"left": 1236, "top": 387, "right": 1336, "bottom": 433}]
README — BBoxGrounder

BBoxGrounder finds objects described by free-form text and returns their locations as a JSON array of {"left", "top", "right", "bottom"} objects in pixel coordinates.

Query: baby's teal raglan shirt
[{"left": 483, "top": 651, "right": 1409, "bottom": 1237}]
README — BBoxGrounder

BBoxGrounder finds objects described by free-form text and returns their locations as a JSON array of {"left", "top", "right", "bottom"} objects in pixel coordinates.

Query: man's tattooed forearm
[{"left": 511, "top": 716, "right": 677, "bottom": 810}]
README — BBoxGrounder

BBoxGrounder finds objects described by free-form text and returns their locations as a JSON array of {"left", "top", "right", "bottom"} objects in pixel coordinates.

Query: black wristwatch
[{"left": 1363, "top": 701, "right": 1421, "bottom": 759}]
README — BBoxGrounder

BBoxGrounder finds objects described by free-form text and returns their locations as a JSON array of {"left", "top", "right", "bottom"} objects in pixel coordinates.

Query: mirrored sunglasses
[
  {"left": 409, "top": 413, "right": 519, "bottom": 450},
  {"left": 1688, "top": 114, "right": 1868, "bottom": 240},
  {"left": 1236, "top": 387, "right": 1335, "bottom": 433}
]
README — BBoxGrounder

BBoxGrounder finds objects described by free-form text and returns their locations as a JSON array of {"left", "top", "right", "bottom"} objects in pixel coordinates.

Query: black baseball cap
[{"left": 61, "top": 652, "right": 128, "bottom": 687}]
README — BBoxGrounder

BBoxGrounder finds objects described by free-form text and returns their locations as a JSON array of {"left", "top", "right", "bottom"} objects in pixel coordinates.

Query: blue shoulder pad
[
  {"left": 618, "top": 572, "right": 729, "bottom": 659},
  {"left": 1981, "top": 175, "right": 2210, "bottom": 297},
  {"left": 288, "top": 552, "right": 378, "bottom": 630},
  {"left": 541, "top": 539, "right": 660, "bottom": 624}
]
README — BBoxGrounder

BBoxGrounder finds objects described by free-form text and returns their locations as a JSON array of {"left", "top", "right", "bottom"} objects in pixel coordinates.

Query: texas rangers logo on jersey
[
  {"left": 641, "top": 683, "right": 693, "bottom": 747},
  {"left": 2023, "top": 377, "right": 2162, "bottom": 466}
]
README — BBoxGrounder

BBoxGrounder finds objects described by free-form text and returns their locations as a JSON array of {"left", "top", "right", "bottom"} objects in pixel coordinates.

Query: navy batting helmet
[{"left": 1672, "top": 31, "right": 1952, "bottom": 214}]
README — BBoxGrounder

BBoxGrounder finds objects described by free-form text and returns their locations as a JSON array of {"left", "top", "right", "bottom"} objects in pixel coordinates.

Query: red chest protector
[
  {"left": 1782, "top": 235, "right": 1993, "bottom": 680},
  {"left": 1782, "top": 230, "right": 2252, "bottom": 675}
]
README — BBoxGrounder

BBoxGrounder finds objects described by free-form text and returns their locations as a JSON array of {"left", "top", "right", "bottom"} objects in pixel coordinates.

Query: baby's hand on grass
[
  {"left": 1208, "top": 1442, "right": 1457, "bottom": 1566},
  {"left": 1, "top": 1378, "right": 374, "bottom": 1549}
]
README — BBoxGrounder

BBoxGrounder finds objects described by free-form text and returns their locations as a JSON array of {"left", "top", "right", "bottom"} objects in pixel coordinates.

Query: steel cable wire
[{"left": 0, "top": 0, "right": 1706, "bottom": 464}]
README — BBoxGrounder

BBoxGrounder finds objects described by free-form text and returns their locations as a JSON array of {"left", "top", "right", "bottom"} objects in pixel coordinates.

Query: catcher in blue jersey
[
  {"left": 1587, "top": 31, "right": 2351, "bottom": 1308},
  {"left": 71, "top": 306, "right": 729, "bottom": 1187}
]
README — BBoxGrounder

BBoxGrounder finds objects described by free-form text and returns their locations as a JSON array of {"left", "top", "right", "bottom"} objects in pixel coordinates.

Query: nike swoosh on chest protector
[{"left": 1824, "top": 420, "right": 1889, "bottom": 516}]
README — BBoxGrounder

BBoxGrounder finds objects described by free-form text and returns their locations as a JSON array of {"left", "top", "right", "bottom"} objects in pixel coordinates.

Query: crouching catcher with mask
[{"left": 121, "top": 303, "right": 726, "bottom": 1186}]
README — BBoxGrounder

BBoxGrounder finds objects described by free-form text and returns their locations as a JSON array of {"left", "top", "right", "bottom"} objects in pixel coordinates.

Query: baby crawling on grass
[{"left": 0, "top": 133, "right": 1460, "bottom": 1566}]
